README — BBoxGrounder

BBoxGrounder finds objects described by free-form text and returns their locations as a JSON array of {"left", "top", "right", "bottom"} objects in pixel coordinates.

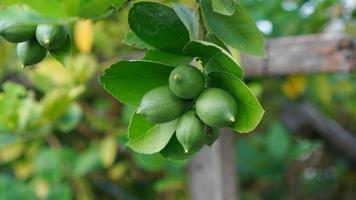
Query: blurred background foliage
[{"left": 0, "top": 0, "right": 355, "bottom": 199}]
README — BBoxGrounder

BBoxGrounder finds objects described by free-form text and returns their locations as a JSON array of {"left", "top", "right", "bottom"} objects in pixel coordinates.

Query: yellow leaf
[
  {"left": 34, "top": 179, "right": 49, "bottom": 200},
  {"left": 74, "top": 20, "right": 93, "bottom": 53},
  {"left": 282, "top": 75, "right": 306, "bottom": 99},
  {"left": 336, "top": 80, "right": 353, "bottom": 93},
  {"left": 74, "top": 178, "right": 95, "bottom": 200},
  {"left": 14, "top": 161, "right": 33, "bottom": 180},
  {"left": 0, "top": 143, "right": 24, "bottom": 163},
  {"left": 100, "top": 136, "right": 118, "bottom": 168},
  {"left": 312, "top": 75, "right": 332, "bottom": 104},
  {"left": 107, "top": 163, "right": 127, "bottom": 180}
]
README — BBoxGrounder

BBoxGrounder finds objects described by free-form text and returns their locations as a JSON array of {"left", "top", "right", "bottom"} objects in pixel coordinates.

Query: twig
[{"left": 281, "top": 102, "right": 356, "bottom": 162}]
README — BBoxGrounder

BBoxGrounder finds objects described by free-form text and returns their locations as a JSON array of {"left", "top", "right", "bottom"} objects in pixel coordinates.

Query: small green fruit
[
  {"left": 0, "top": 21, "right": 36, "bottom": 43},
  {"left": 176, "top": 111, "right": 206, "bottom": 153},
  {"left": 137, "top": 86, "right": 186, "bottom": 124},
  {"left": 196, "top": 88, "right": 237, "bottom": 127},
  {"left": 17, "top": 39, "right": 47, "bottom": 67},
  {"left": 36, "top": 24, "right": 68, "bottom": 49},
  {"left": 169, "top": 65, "right": 205, "bottom": 99}
]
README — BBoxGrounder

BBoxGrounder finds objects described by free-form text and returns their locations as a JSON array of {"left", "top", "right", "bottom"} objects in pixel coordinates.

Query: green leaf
[
  {"left": 73, "top": 145, "right": 101, "bottom": 177},
  {"left": 208, "top": 72, "right": 265, "bottom": 133},
  {"left": 111, "top": 0, "right": 127, "bottom": 7},
  {"left": 143, "top": 50, "right": 193, "bottom": 67},
  {"left": 99, "top": 60, "right": 174, "bottom": 106},
  {"left": 121, "top": 105, "right": 137, "bottom": 125},
  {"left": 128, "top": 2, "right": 190, "bottom": 54},
  {"left": 160, "top": 134, "right": 203, "bottom": 160},
  {"left": 205, "top": 51, "right": 243, "bottom": 78},
  {"left": 184, "top": 40, "right": 220, "bottom": 63},
  {"left": 127, "top": 119, "right": 178, "bottom": 154},
  {"left": 35, "top": 149, "right": 66, "bottom": 181},
  {"left": 212, "top": 0, "right": 235, "bottom": 16},
  {"left": 41, "top": 87, "right": 83, "bottom": 122},
  {"left": 266, "top": 122, "right": 290, "bottom": 160},
  {"left": 79, "top": 0, "right": 113, "bottom": 18},
  {"left": 184, "top": 40, "right": 243, "bottom": 79},
  {"left": 173, "top": 4, "right": 200, "bottom": 40},
  {"left": 0, "top": 82, "right": 27, "bottom": 125},
  {"left": 0, "top": 175, "right": 37, "bottom": 200},
  {"left": 122, "top": 31, "right": 154, "bottom": 50},
  {"left": 2, "top": 0, "right": 119, "bottom": 20},
  {"left": 3, "top": 0, "right": 78, "bottom": 18},
  {"left": 133, "top": 153, "right": 167, "bottom": 172},
  {"left": 200, "top": 0, "right": 266, "bottom": 57},
  {"left": 0, "top": 5, "right": 68, "bottom": 24},
  {"left": 128, "top": 113, "right": 154, "bottom": 140},
  {"left": 205, "top": 33, "right": 230, "bottom": 53},
  {"left": 47, "top": 183, "right": 72, "bottom": 200},
  {"left": 56, "top": 103, "right": 82, "bottom": 132},
  {"left": 49, "top": 34, "right": 72, "bottom": 67},
  {"left": 237, "top": 136, "right": 282, "bottom": 181}
]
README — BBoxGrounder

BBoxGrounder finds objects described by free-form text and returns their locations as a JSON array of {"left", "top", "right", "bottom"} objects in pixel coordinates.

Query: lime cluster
[
  {"left": 0, "top": 21, "right": 68, "bottom": 67},
  {"left": 137, "top": 64, "right": 238, "bottom": 153}
]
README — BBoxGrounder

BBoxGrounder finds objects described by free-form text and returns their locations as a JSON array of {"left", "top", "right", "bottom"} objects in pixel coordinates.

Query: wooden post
[
  {"left": 188, "top": 34, "right": 355, "bottom": 200},
  {"left": 189, "top": 129, "right": 237, "bottom": 200}
]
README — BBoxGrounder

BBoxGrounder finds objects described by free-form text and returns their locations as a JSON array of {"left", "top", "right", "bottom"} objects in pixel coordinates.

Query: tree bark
[{"left": 242, "top": 34, "right": 356, "bottom": 78}]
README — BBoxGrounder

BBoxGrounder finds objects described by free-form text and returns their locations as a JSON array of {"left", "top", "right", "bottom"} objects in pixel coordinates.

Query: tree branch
[{"left": 281, "top": 102, "right": 356, "bottom": 162}]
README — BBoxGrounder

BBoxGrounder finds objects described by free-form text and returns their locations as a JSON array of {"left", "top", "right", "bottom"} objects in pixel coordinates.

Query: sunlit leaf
[
  {"left": 212, "top": 0, "right": 235, "bottom": 16},
  {"left": 127, "top": 119, "right": 178, "bottom": 154},
  {"left": 100, "top": 135, "right": 118, "bottom": 168}
]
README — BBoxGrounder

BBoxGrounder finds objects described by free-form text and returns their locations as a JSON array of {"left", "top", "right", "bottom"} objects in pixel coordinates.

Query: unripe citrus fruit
[
  {"left": 17, "top": 39, "right": 47, "bottom": 67},
  {"left": 169, "top": 65, "right": 205, "bottom": 99},
  {"left": 176, "top": 111, "right": 206, "bottom": 153},
  {"left": 0, "top": 21, "right": 36, "bottom": 43},
  {"left": 36, "top": 24, "right": 68, "bottom": 49},
  {"left": 137, "top": 86, "right": 186, "bottom": 123},
  {"left": 195, "top": 88, "right": 237, "bottom": 127}
]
